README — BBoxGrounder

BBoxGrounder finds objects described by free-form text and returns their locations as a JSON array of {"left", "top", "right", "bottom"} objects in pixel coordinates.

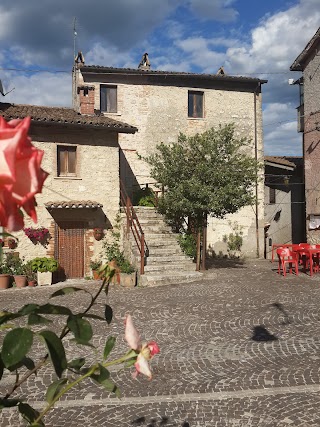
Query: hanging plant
[
  {"left": 93, "top": 227, "right": 104, "bottom": 241},
  {"left": 24, "top": 227, "right": 50, "bottom": 245},
  {"left": 7, "top": 238, "right": 17, "bottom": 249}
]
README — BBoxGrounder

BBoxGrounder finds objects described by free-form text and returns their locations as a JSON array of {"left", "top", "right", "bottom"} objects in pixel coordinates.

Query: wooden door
[{"left": 56, "top": 222, "right": 85, "bottom": 279}]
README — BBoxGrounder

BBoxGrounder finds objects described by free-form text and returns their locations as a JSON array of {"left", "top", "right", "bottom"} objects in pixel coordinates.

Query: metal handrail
[{"left": 120, "top": 181, "right": 146, "bottom": 275}]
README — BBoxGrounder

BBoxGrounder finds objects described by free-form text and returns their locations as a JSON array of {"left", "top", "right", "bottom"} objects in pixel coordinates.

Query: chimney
[
  {"left": 138, "top": 52, "right": 151, "bottom": 70},
  {"left": 75, "top": 51, "right": 85, "bottom": 69},
  {"left": 77, "top": 85, "right": 95, "bottom": 115}
]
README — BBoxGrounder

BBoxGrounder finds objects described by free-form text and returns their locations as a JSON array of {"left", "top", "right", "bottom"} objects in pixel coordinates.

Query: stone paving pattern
[{"left": 2, "top": 259, "right": 320, "bottom": 425}]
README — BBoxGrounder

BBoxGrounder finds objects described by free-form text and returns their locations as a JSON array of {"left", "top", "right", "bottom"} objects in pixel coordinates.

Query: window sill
[
  {"left": 187, "top": 117, "right": 205, "bottom": 120},
  {"left": 101, "top": 112, "right": 122, "bottom": 116},
  {"left": 54, "top": 176, "right": 82, "bottom": 180}
]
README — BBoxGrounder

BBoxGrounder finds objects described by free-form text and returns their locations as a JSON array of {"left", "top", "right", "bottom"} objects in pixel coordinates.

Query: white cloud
[{"left": 3, "top": 72, "right": 71, "bottom": 107}]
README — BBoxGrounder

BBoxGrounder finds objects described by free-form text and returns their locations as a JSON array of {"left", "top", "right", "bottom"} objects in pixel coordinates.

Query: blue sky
[{"left": 0, "top": 0, "right": 319, "bottom": 156}]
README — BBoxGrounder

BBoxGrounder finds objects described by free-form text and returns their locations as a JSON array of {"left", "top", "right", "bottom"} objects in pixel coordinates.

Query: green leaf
[
  {"left": 91, "top": 364, "right": 121, "bottom": 397},
  {"left": 125, "top": 358, "right": 137, "bottom": 368},
  {"left": 50, "top": 287, "right": 84, "bottom": 298},
  {"left": 68, "top": 357, "right": 86, "bottom": 371},
  {"left": 7, "top": 356, "right": 36, "bottom": 372},
  {"left": 18, "top": 402, "right": 44, "bottom": 426},
  {"left": 39, "top": 331, "right": 67, "bottom": 378},
  {"left": 18, "top": 304, "right": 40, "bottom": 316},
  {"left": 67, "top": 315, "right": 93, "bottom": 343},
  {"left": 2, "top": 328, "right": 33, "bottom": 368},
  {"left": 103, "top": 336, "right": 116, "bottom": 360},
  {"left": 104, "top": 305, "right": 113, "bottom": 324},
  {"left": 36, "top": 304, "right": 72, "bottom": 316},
  {"left": 0, "top": 311, "right": 19, "bottom": 325},
  {"left": 0, "top": 398, "right": 20, "bottom": 410},
  {"left": 28, "top": 313, "right": 52, "bottom": 325},
  {"left": 46, "top": 378, "right": 68, "bottom": 404}
]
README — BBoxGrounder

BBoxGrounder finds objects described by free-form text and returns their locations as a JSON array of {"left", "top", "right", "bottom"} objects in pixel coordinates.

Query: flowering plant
[{"left": 24, "top": 226, "right": 50, "bottom": 244}]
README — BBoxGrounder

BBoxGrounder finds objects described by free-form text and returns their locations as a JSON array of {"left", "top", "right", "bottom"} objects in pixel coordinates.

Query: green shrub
[
  {"left": 178, "top": 232, "right": 197, "bottom": 259},
  {"left": 31, "top": 257, "right": 58, "bottom": 273},
  {"left": 132, "top": 187, "right": 156, "bottom": 207}
]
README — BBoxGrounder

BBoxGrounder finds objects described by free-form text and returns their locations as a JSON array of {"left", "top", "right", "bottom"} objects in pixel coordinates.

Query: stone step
[
  {"left": 123, "top": 207, "right": 197, "bottom": 287},
  {"left": 144, "top": 263, "right": 196, "bottom": 272},
  {"left": 140, "top": 271, "right": 202, "bottom": 287},
  {"left": 146, "top": 254, "right": 192, "bottom": 263}
]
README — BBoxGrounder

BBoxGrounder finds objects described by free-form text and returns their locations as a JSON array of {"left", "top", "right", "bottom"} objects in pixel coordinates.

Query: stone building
[
  {"left": 264, "top": 156, "right": 305, "bottom": 259},
  {"left": 290, "top": 27, "right": 320, "bottom": 241},
  {"left": 0, "top": 102, "right": 137, "bottom": 279},
  {"left": 73, "top": 55, "right": 267, "bottom": 257}
]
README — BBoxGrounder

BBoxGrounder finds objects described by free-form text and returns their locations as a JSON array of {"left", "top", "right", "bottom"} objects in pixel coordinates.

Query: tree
[{"left": 145, "top": 124, "right": 260, "bottom": 269}]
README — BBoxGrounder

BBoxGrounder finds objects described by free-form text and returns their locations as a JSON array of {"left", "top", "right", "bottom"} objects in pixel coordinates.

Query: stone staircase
[{"left": 123, "top": 207, "right": 202, "bottom": 287}]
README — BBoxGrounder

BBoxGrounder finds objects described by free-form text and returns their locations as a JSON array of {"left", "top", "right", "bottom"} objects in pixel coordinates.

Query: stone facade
[
  {"left": 74, "top": 67, "right": 266, "bottom": 257},
  {"left": 7, "top": 123, "right": 121, "bottom": 277}
]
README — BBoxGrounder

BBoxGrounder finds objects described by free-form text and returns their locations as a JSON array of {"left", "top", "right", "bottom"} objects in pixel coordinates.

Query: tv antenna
[
  {"left": 0, "top": 79, "right": 15, "bottom": 97},
  {"left": 73, "top": 17, "right": 77, "bottom": 60}
]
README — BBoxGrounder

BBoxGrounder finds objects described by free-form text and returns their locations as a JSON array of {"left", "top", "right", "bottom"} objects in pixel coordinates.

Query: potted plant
[
  {"left": 24, "top": 260, "right": 37, "bottom": 287},
  {"left": 90, "top": 259, "right": 102, "bottom": 280},
  {"left": 31, "top": 257, "right": 58, "bottom": 286},
  {"left": 93, "top": 228, "right": 104, "bottom": 241},
  {"left": 6, "top": 253, "right": 27, "bottom": 288},
  {"left": 0, "top": 258, "right": 12, "bottom": 289},
  {"left": 103, "top": 215, "right": 136, "bottom": 287},
  {"left": 117, "top": 259, "right": 136, "bottom": 288},
  {"left": 7, "top": 238, "right": 17, "bottom": 250}
]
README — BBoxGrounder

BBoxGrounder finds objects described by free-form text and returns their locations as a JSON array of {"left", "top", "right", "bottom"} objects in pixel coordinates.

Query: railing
[{"left": 120, "top": 181, "right": 146, "bottom": 275}]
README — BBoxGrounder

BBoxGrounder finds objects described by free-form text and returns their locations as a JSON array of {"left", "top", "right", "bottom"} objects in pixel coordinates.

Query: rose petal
[
  {"left": 135, "top": 353, "right": 152, "bottom": 379},
  {"left": 124, "top": 314, "right": 141, "bottom": 351}
]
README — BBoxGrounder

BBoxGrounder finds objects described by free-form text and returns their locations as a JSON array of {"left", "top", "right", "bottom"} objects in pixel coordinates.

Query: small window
[
  {"left": 100, "top": 85, "right": 117, "bottom": 113},
  {"left": 188, "top": 91, "right": 204, "bottom": 118},
  {"left": 269, "top": 187, "right": 276, "bottom": 204},
  {"left": 57, "top": 146, "right": 77, "bottom": 177}
]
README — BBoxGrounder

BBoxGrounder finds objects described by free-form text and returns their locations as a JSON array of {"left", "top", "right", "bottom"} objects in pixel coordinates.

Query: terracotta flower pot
[
  {"left": 0, "top": 274, "right": 10, "bottom": 289},
  {"left": 28, "top": 280, "right": 37, "bottom": 287},
  {"left": 93, "top": 229, "right": 104, "bottom": 241},
  {"left": 8, "top": 239, "right": 17, "bottom": 249},
  {"left": 92, "top": 269, "right": 102, "bottom": 280},
  {"left": 14, "top": 275, "right": 27, "bottom": 288}
]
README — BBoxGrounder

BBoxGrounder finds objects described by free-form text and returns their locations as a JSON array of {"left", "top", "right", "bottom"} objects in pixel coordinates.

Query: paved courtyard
[{"left": 2, "top": 258, "right": 320, "bottom": 426}]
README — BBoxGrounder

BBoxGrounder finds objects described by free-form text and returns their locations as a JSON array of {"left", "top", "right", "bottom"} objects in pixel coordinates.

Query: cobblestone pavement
[{"left": 2, "top": 259, "right": 320, "bottom": 426}]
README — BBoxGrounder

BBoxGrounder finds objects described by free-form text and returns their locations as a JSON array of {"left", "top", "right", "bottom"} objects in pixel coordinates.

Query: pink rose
[
  {"left": 124, "top": 314, "right": 160, "bottom": 379},
  {"left": 0, "top": 117, "right": 48, "bottom": 231}
]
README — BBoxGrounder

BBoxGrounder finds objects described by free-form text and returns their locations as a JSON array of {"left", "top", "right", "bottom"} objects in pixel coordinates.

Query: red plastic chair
[{"left": 277, "top": 247, "right": 299, "bottom": 276}]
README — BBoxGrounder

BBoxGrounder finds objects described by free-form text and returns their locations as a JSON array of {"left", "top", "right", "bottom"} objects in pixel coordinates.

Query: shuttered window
[
  {"left": 188, "top": 91, "right": 204, "bottom": 118},
  {"left": 269, "top": 187, "right": 276, "bottom": 204},
  {"left": 100, "top": 85, "right": 117, "bottom": 113},
  {"left": 57, "top": 146, "right": 77, "bottom": 177}
]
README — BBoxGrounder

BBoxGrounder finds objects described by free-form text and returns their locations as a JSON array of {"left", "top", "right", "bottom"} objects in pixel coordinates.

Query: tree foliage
[{"left": 145, "top": 124, "right": 260, "bottom": 229}]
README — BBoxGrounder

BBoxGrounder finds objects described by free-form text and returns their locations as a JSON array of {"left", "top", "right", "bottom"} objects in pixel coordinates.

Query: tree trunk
[
  {"left": 196, "top": 229, "right": 201, "bottom": 271},
  {"left": 201, "top": 216, "right": 207, "bottom": 270}
]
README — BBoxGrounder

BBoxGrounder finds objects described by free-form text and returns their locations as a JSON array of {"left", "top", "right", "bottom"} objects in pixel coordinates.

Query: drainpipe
[{"left": 254, "top": 84, "right": 260, "bottom": 258}]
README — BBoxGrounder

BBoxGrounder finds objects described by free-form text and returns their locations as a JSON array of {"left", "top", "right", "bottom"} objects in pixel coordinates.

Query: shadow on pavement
[{"left": 251, "top": 325, "right": 278, "bottom": 342}]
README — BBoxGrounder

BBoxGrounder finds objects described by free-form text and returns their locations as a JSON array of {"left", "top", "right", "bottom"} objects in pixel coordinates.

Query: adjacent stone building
[
  {"left": 73, "top": 55, "right": 267, "bottom": 257},
  {"left": 264, "top": 156, "right": 305, "bottom": 259},
  {"left": 290, "top": 27, "right": 320, "bottom": 241},
  {"left": 0, "top": 102, "right": 137, "bottom": 279}
]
